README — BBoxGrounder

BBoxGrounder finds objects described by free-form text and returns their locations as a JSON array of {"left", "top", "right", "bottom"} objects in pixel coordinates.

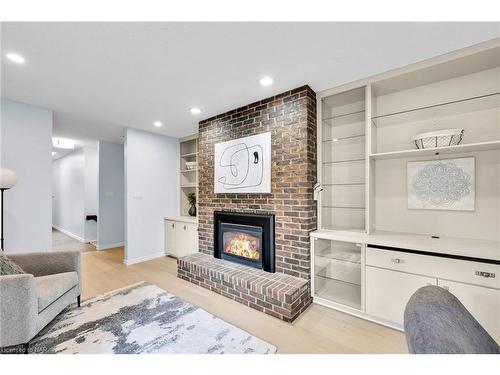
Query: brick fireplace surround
[{"left": 177, "top": 85, "right": 317, "bottom": 322}]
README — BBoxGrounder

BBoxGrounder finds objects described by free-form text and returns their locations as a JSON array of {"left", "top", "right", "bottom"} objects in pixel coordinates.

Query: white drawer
[{"left": 366, "top": 247, "right": 500, "bottom": 289}]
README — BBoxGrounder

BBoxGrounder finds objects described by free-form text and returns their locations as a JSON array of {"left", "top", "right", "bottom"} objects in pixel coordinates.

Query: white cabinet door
[
  {"left": 438, "top": 279, "right": 500, "bottom": 341},
  {"left": 165, "top": 220, "right": 176, "bottom": 255},
  {"left": 366, "top": 266, "right": 437, "bottom": 326},
  {"left": 175, "top": 222, "right": 190, "bottom": 257},
  {"left": 187, "top": 224, "right": 198, "bottom": 254}
]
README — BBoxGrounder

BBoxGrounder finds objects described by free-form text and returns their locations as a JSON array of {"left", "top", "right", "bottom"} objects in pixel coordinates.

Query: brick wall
[{"left": 198, "top": 85, "right": 317, "bottom": 280}]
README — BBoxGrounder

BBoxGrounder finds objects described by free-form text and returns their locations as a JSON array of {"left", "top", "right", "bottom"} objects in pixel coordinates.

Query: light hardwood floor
[
  {"left": 81, "top": 248, "right": 408, "bottom": 354},
  {"left": 52, "top": 229, "right": 96, "bottom": 252}
]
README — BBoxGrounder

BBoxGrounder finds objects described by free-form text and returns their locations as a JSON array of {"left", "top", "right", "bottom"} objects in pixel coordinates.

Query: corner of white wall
[
  {"left": 1, "top": 99, "right": 53, "bottom": 253},
  {"left": 124, "top": 128, "right": 180, "bottom": 265},
  {"left": 97, "top": 141, "right": 125, "bottom": 250}
]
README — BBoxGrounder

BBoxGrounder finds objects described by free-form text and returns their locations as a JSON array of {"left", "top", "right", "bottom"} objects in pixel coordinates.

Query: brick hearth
[{"left": 178, "top": 253, "right": 310, "bottom": 322}]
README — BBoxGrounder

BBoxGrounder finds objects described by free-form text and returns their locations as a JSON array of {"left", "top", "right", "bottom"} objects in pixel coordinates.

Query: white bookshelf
[
  {"left": 317, "top": 40, "right": 500, "bottom": 240},
  {"left": 313, "top": 39, "right": 500, "bottom": 318}
]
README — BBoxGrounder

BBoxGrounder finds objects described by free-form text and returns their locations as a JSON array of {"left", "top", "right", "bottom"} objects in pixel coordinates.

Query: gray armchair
[
  {"left": 0, "top": 251, "right": 81, "bottom": 352},
  {"left": 404, "top": 285, "right": 500, "bottom": 354}
]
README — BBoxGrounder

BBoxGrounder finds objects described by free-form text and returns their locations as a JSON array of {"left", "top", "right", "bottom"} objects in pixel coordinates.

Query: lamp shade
[{"left": 0, "top": 167, "right": 17, "bottom": 189}]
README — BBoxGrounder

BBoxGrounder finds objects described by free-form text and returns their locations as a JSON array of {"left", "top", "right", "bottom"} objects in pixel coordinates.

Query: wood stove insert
[{"left": 214, "top": 211, "right": 275, "bottom": 272}]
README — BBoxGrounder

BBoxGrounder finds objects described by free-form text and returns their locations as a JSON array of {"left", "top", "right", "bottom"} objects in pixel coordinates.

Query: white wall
[
  {"left": 52, "top": 149, "right": 86, "bottom": 241},
  {"left": 0, "top": 99, "right": 53, "bottom": 253},
  {"left": 375, "top": 150, "right": 500, "bottom": 242},
  {"left": 98, "top": 141, "right": 125, "bottom": 250},
  {"left": 125, "top": 128, "right": 179, "bottom": 264},
  {"left": 84, "top": 147, "right": 98, "bottom": 241}
]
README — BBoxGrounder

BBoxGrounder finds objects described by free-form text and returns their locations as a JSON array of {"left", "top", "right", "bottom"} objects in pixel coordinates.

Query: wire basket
[{"left": 413, "top": 129, "right": 464, "bottom": 149}]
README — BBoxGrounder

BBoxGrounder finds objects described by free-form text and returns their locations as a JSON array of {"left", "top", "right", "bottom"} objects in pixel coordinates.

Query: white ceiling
[{"left": 2, "top": 22, "right": 499, "bottom": 144}]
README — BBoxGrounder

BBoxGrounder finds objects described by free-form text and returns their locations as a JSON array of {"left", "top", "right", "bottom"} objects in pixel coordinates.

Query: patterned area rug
[{"left": 31, "top": 282, "right": 276, "bottom": 354}]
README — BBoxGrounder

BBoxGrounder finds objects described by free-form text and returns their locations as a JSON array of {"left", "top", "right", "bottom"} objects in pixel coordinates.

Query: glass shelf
[
  {"left": 323, "top": 109, "right": 365, "bottom": 122},
  {"left": 322, "top": 182, "right": 365, "bottom": 186},
  {"left": 322, "top": 206, "right": 365, "bottom": 209},
  {"left": 315, "top": 246, "right": 362, "bottom": 264},
  {"left": 314, "top": 238, "right": 363, "bottom": 310},
  {"left": 323, "top": 134, "right": 365, "bottom": 143},
  {"left": 314, "top": 275, "right": 361, "bottom": 310},
  {"left": 322, "top": 158, "right": 365, "bottom": 165},
  {"left": 181, "top": 152, "right": 197, "bottom": 158},
  {"left": 371, "top": 92, "right": 500, "bottom": 128},
  {"left": 370, "top": 140, "right": 500, "bottom": 160},
  {"left": 323, "top": 110, "right": 365, "bottom": 128},
  {"left": 320, "top": 225, "right": 366, "bottom": 233}
]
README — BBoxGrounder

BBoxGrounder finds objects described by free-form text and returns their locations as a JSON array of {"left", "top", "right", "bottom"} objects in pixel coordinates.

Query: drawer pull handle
[
  {"left": 184, "top": 225, "right": 187, "bottom": 230},
  {"left": 391, "top": 258, "right": 404, "bottom": 264},
  {"left": 475, "top": 271, "right": 495, "bottom": 279},
  {"left": 171, "top": 224, "right": 175, "bottom": 228}
]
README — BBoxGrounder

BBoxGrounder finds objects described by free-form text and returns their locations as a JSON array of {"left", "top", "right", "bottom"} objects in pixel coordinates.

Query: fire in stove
[{"left": 223, "top": 232, "right": 260, "bottom": 260}]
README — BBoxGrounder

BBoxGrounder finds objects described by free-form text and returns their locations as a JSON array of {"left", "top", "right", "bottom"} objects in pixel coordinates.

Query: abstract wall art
[
  {"left": 214, "top": 132, "right": 271, "bottom": 193},
  {"left": 407, "top": 157, "right": 475, "bottom": 211}
]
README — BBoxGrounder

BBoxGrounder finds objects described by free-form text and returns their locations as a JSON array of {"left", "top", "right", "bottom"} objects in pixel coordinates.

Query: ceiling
[{"left": 1, "top": 22, "right": 499, "bottom": 144}]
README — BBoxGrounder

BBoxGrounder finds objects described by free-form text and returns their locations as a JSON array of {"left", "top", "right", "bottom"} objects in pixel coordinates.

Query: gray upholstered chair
[
  {"left": 0, "top": 251, "right": 81, "bottom": 353},
  {"left": 404, "top": 285, "right": 500, "bottom": 354}
]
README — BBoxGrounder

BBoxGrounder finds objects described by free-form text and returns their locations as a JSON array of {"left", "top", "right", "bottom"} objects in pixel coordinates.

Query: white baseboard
[
  {"left": 52, "top": 225, "right": 87, "bottom": 243},
  {"left": 97, "top": 241, "right": 125, "bottom": 250},
  {"left": 124, "top": 252, "right": 165, "bottom": 266}
]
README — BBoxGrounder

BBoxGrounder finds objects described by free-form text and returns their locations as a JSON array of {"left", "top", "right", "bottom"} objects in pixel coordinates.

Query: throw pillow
[{"left": 0, "top": 254, "right": 25, "bottom": 275}]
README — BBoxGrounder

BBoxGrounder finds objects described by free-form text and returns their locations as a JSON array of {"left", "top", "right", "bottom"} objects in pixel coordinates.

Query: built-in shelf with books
[
  {"left": 313, "top": 40, "right": 500, "bottom": 315},
  {"left": 179, "top": 135, "right": 198, "bottom": 217}
]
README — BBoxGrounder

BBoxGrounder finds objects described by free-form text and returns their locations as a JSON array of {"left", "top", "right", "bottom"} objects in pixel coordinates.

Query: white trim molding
[
  {"left": 97, "top": 241, "right": 125, "bottom": 251},
  {"left": 52, "top": 225, "right": 87, "bottom": 243},
  {"left": 123, "top": 252, "right": 165, "bottom": 266}
]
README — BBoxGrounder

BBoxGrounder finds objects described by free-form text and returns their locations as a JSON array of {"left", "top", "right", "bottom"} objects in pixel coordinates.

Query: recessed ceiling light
[
  {"left": 333, "top": 138, "right": 339, "bottom": 142},
  {"left": 52, "top": 151, "right": 57, "bottom": 156},
  {"left": 6, "top": 53, "right": 25, "bottom": 64},
  {"left": 153, "top": 121, "right": 163, "bottom": 127},
  {"left": 190, "top": 107, "right": 201, "bottom": 115},
  {"left": 52, "top": 137, "right": 75, "bottom": 150},
  {"left": 259, "top": 76, "right": 273, "bottom": 86}
]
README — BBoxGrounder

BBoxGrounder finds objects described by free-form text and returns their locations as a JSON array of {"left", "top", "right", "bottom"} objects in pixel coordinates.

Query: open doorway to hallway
[{"left": 52, "top": 139, "right": 125, "bottom": 256}]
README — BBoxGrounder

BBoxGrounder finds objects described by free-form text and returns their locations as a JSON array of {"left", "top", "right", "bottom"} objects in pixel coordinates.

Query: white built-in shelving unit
[
  {"left": 164, "top": 134, "right": 200, "bottom": 258},
  {"left": 320, "top": 86, "right": 367, "bottom": 232},
  {"left": 179, "top": 134, "right": 199, "bottom": 217},
  {"left": 312, "top": 39, "right": 500, "bottom": 334}
]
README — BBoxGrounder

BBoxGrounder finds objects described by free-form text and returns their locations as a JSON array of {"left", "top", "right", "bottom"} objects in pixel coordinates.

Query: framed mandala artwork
[{"left": 407, "top": 157, "right": 475, "bottom": 211}]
